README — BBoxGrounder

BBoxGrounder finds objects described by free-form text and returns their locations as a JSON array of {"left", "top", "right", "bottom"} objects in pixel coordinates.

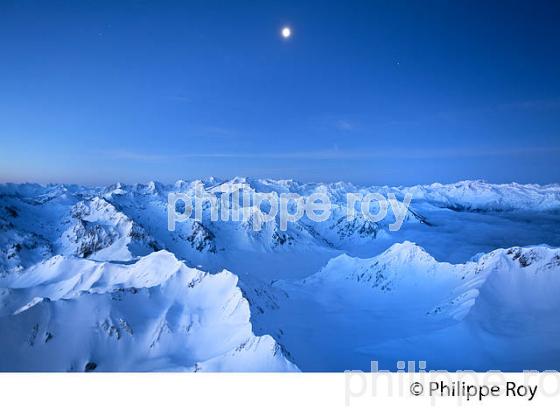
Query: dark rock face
[
  {"left": 84, "top": 362, "right": 97, "bottom": 372},
  {"left": 4, "top": 206, "right": 18, "bottom": 218},
  {"left": 71, "top": 220, "right": 117, "bottom": 258},
  {"left": 507, "top": 247, "right": 538, "bottom": 268},
  {"left": 272, "top": 230, "right": 294, "bottom": 246},
  {"left": 186, "top": 221, "right": 217, "bottom": 253},
  {"left": 331, "top": 216, "right": 379, "bottom": 240}
]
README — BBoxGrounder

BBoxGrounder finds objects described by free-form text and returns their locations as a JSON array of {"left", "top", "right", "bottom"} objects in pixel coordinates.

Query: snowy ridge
[
  {"left": 0, "top": 251, "right": 298, "bottom": 372},
  {"left": 399, "top": 180, "right": 560, "bottom": 211},
  {"left": 263, "top": 242, "right": 560, "bottom": 370},
  {"left": 473, "top": 245, "right": 560, "bottom": 320},
  {"left": 300, "top": 241, "right": 560, "bottom": 319},
  {"left": 60, "top": 196, "right": 160, "bottom": 261},
  {"left": 299, "top": 241, "right": 483, "bottom": 320}
]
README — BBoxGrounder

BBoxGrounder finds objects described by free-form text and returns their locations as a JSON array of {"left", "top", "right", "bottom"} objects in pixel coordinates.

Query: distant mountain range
[{"left": 1, "top": 179, "right": 560, "bottom": 371}]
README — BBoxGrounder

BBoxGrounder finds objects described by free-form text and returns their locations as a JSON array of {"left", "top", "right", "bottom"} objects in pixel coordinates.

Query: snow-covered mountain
[
  {"left": 399, "top": 180, "right": 560, "bottom": 211},
  {"left": 254, "top": 242, "right": 560, "bottom": 371},
  {"left": 2, "top": 178, "right": 559, "bottom": 274},
  {"left": 0, "top": 251, "right": 297, "bottom": 371},
  {"left": 1, "top": 178, "right": 560, "bottom": 371}
]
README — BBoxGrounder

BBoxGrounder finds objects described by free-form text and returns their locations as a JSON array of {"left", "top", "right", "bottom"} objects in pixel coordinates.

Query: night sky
[{"left": 1, "top": 0, "right": 559, "bottom": 185}]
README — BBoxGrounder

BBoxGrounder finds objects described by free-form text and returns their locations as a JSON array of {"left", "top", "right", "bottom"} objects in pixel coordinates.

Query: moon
[{"left": 281, "top": 26, "right": 292, "bottom": 39}]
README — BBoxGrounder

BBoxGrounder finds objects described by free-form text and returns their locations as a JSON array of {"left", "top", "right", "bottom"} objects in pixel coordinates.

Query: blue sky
[{"left": 1, "top": 0, "right": 559, "bottom": 185}]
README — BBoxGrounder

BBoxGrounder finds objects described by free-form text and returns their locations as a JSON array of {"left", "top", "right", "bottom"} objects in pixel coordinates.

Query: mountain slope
[
  {"left": 0, "top": 251, "right": 298, "bottom": 372},
  {"left": 246, "top": 242, "right": 560, "bottom": 371}
]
